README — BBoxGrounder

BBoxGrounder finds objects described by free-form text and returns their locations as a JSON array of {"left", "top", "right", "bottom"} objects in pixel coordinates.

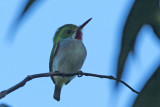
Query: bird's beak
[{"left": 78, "top": 18, "right": 92, "bottom": 30}]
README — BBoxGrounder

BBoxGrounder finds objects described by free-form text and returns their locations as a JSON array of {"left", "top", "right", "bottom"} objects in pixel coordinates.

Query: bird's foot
[
  {"left": 54, "top": 71, "right": 65, "bottom": 78},
  {"left": 54, "top": 71, "right": 60, "bottom": 74},
  {"left": 77, "top": 71, "right": 83, "bottom": 77}
]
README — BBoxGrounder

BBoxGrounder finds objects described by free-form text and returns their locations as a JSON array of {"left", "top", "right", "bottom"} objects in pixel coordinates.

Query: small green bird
[{"left": 49, "top": 18, "right": 92, "bottom": 101}]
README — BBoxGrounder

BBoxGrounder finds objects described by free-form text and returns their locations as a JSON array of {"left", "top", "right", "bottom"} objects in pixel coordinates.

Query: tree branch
[{"left": 0, "top": 71, "right": 140, "bottom": 99}]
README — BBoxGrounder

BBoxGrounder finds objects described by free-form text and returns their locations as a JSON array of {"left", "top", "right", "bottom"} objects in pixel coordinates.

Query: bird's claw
[
  {"left": 77, "top": 71, "right": 83, "bottom": 77},
  {"left": 54, "top": 71, "right": 65, "bottom": 78},
  {"left": 54, "top": 71, "right": 60, "bottom": 74}
]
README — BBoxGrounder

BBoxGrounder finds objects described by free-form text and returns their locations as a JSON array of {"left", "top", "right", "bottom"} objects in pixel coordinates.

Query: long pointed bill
[{"left": 79, "top": 18, "right": 92, "bottom": 30}]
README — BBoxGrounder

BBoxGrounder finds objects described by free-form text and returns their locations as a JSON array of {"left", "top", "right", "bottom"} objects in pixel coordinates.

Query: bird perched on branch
[{"left": 49, "top": 18, "right": 92, "bottom": 101}]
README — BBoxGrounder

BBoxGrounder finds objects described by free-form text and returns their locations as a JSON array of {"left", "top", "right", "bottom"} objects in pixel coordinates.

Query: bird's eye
[{"left": 66, "top": 30, "right": 72, "bottom": 34}]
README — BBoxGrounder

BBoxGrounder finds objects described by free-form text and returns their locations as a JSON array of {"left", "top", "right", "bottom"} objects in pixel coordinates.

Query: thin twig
[{"left": 0, "top": 71, "right": 140, "bottom": 99}]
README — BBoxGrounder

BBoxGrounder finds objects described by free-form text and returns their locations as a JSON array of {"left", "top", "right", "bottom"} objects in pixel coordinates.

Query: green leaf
[
  {"left": 133, "top": 65, "right": 160, "bottom": 107},
  {"left": 116, "top": 0, "right": 160, "bottom": 83}
]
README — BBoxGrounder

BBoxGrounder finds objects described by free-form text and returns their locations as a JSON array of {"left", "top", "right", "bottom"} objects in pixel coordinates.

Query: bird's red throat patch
[{"left": 75, "top": 31, "right": 82, "bottom": 40}]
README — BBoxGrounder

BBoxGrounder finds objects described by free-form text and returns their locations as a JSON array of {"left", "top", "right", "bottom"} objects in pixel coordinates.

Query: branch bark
[{"left": 0, "top": 71, "right": 140, "bottom": 99}]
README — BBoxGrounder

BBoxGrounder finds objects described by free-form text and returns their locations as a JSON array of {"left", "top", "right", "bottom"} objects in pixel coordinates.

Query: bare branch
[{"left": 0, "top": 71, "right": 140, "bottom": 99}]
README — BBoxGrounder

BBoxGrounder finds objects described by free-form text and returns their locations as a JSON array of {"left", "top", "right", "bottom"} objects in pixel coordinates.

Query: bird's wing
[{"left": 49, "top": 43, "right": 59, "bottom": 83}]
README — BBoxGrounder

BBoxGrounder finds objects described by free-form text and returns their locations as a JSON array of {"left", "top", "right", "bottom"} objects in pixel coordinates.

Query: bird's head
[{"left": 53, "top": 18, "right": 92, "bottom": 44}]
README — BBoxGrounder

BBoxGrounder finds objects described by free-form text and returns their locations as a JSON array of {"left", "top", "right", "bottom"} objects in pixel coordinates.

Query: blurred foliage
[
  {"left": 116, "top": 0, "right": 160, "bottom": 82},
  {"left": 116, "top": 0, "right": 160, "bottom": 106},
  {"left": 20, "top": 0, "right": 37, "bottom": 18},
  {"left": 5, "top": 0, "right": 160, "bottom": 106},
  {"left": 6, "top": 0, "right": 40, "bottom": 41},
  {"left": 0, "top": 104, "right": 10, "bottom": 107},
  {"left": 133, "top": 66, "right": 160, "bottom": 107}
]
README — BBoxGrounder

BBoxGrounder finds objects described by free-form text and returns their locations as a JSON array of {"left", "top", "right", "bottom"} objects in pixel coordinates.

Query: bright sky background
[{"left": 0, "top": 0, "right": 160, "bottom": 107}]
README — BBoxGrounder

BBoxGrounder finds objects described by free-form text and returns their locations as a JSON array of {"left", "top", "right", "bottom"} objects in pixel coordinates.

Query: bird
[{"left": 49, "top": 18, "right": 92, "bottom": 101}]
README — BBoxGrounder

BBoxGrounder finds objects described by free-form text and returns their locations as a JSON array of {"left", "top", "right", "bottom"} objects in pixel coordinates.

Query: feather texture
[{"left": 49, "top": 38, "right": 87, "bottom": 101}]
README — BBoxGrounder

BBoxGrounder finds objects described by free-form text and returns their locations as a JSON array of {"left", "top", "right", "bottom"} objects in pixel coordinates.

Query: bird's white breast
[{"left": 51, "top": 38, "right": 87, "bottom": 84}]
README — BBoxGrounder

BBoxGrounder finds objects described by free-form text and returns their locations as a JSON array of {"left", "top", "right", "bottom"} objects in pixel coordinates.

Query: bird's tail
[{"left": 54, "top": 85, "right": 62, "bottom": 101}]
